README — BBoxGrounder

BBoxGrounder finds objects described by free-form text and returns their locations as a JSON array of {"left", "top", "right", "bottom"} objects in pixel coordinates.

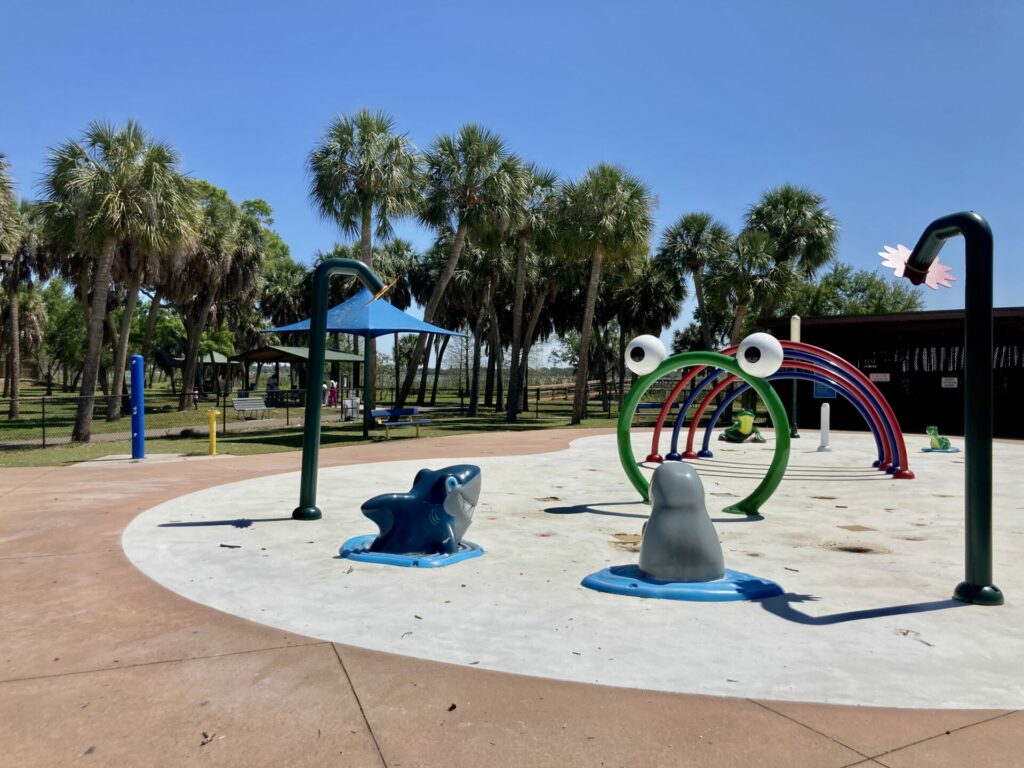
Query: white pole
[{"left": 818, "top": 402, "right": 832, "bottom": 452}]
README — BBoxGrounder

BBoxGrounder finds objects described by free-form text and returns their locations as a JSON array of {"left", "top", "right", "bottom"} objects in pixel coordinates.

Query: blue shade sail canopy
[{"left": 267, "top": 287, "right": 464, "bottom": 339}]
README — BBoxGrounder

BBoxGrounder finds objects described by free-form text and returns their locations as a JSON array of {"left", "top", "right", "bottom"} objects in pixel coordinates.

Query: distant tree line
[{"left": 0, "top": 114, "right": 922, "bottom": 439}]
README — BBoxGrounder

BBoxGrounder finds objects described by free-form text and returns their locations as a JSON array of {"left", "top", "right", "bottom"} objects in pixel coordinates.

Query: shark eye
[
  {"left": 445, "top": 477, "right": 460, "bottom": 493},
  {"left": 625, "top": 334, "right": 667, "bottom": 375},
  {"left": 737, "top": 333, "right": 784, "bottom": 378}
]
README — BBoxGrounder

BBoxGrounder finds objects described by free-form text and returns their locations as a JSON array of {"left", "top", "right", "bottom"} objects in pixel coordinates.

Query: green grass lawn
[
  {"left": 0, "top": 406, "right": 621, "bottom": 467},
  {"left": 1, "top": 381, "right": 765, "bottom": 467}
]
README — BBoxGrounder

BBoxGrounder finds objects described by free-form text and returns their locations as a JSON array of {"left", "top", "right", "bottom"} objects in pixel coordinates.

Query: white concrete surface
[{"left": 122, "top": 431, "right": 1024, "bottom": 708}]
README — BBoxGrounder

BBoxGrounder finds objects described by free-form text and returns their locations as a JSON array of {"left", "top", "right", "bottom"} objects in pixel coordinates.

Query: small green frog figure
[
  {"left": 926, "top": 425, "right": 952, "bottom": 450},
  {"left": 720, "top": 409, "right": 767, "bottom": 444}
]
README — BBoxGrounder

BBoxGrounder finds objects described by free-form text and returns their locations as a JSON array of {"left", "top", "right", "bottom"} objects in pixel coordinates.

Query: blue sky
[{"left": 3, "top": 1, "right": 1022, "bottom": 349}]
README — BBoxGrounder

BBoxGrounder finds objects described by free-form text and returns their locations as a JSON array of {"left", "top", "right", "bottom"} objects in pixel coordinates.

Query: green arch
[{"left": 617, "top": 351, "right": 791, "bottom": 516}]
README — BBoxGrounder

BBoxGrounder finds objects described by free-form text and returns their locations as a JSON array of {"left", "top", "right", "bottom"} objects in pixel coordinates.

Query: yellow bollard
[{"left": 207, "top": 410, "right": 220, "bottom": 455}]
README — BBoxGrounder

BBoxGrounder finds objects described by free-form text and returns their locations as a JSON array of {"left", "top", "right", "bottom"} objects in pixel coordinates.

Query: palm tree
[
  {"left": 612, "top": 253, "right": 687, "bottom": 395},
  {"left": 396, "top": 124, "right": 522, "bottom": 405},
  {"left": 656, "top": 212, "right": 732, "bottom": 349},
  {"left": 2, "top": 201, "right": 49, "bottom": 417},
  {"left": 308, "top": 110, "right": 421, "bottom": 266},
  {"left": 505, "top": 163, "right": 557, "bottom": 421},
  {"left": 108, "top": 214, "right": 195, "bottom": 420},
  {"left": 0, "top": 156, "right": 18, "bottom": 408},
  {"left": 409, "top": 233, "right": 474, "bottom": 405},
  {"left": 41, "top": 120, "right": 193, "bottom": 441},
  {"left": 556, "top": 164, "right": 654, "bottom": 424},
  {"left": 165, "top": 182, "right": 265, "bottom": 410},
  {"left": 308, "top": 109, "right": 421, "bottom": 413},
  {"left": 703, "top": 229, "right": 799, "bottom": 344},
  {"left": 260, "top": 254, "right": 308, "bottom": 328},
  {"left": 0, "top": 154, "right": 13, "bottom": 235},
  {"left": 371, "top": 238, "right": 416, "bottom": 404},
  {"left": 745, "top": 184, "right": 838, "bottom": 278}
]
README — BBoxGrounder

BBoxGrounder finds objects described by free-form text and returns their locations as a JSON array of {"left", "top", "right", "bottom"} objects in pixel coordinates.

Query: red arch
[
  {"left": 647, "top": 344, "right": 741, "bottom": 462},
  {"left": 781, "top": 341, "right": 911, "bottom": 475}
]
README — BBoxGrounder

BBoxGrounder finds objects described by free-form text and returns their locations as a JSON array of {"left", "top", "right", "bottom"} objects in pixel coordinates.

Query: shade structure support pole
[{"left": 294, "top": 259, "right": 385, "bottom": 521}]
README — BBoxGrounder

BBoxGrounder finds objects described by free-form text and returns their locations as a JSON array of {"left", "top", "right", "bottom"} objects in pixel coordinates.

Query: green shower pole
[
  {"left": 293, "top": 258, "right": 386, "bottom": 521},
  {"left": 903, "top": 211, "right": 1002, "bottom": 605}
]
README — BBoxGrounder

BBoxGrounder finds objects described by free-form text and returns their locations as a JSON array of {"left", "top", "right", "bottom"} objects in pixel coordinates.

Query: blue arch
[
  {"left": 665, "top": 369, "right": 728, "bottom": 461},
  {"left": 696, "top": 371, "right": 887, "bottom": 465},
  {"left": 666, "top": 351, "right": 900, "bottom": 468}
]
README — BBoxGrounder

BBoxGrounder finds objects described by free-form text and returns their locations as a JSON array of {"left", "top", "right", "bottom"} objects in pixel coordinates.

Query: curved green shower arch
[{"left": 617, "top": 351, "right": 791, "bottom": 516}]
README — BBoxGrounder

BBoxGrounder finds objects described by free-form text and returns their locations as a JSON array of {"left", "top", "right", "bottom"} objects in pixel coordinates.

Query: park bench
[
  {"left": 371, "top": 407, "right": 432, "bottom": 439},
  {"left": 232, "top": 396, "right": 270, "bottom": 420}
]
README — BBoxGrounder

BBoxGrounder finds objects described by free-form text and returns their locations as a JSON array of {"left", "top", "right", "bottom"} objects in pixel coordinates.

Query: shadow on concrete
[
  {"left": 756, "top": 591, "right": 968, "bottom": 625},
  {"left": 158, "top": 517, "right": 294, "bottom": 529},
  {"left": 544, "top": 502, "right": 647, "bottom": 520},
  {"left": 544, "top": 502, "right": 764, "bottom": 523}
]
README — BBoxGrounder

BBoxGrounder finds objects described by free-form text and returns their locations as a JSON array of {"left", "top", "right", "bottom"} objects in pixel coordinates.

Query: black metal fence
[{"left": 0, "top": 382, "right": 619, "bottom": 451}]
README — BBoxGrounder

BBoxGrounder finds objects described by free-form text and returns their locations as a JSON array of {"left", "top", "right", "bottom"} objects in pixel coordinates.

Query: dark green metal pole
[
  {"left": 293, "top": 258, "right": 385, "bottom": 521},
  {"left": 904, "top": 211, "right": 1002, "bottom": 605}
]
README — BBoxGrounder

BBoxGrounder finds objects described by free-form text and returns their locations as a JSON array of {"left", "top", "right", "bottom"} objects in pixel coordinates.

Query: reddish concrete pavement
[{"left": 1, "top": 430, "right": 1019, "bottom": 767}]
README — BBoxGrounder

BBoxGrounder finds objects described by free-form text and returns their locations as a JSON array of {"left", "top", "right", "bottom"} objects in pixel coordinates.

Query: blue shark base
[
  {"left": 921, "top": 447, "right": 960, "bottom": 453},
  {"left": 581, "top": 564, "right": 783, "bottom": 602},
  {"left": 339, "top": 534, "right": 484, "bottom": 568}
]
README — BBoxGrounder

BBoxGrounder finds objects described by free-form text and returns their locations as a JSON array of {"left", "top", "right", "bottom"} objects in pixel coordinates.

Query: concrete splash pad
[{"left": 123, "top": 431, "right": 1024, "bottom": 709}]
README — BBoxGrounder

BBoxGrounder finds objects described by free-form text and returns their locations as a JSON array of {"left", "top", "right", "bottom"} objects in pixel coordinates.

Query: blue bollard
[{"left": 130, "top": 354, "right": 145, "bottom": 460}]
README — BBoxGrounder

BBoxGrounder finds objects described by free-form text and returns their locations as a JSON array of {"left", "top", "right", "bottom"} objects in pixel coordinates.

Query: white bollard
[{"left": 818, "top": 402, "right": 832, "bottom": 452}]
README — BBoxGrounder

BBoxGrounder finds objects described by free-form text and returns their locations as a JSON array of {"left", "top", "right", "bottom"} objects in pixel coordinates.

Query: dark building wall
[{"left": 761, "top": 308, "right": 1024, "bottom": 439}]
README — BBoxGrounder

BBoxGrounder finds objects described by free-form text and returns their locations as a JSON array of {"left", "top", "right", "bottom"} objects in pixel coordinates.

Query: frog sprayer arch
[{"left": 617, "top": 333, "right": 791, "bottom": 516}]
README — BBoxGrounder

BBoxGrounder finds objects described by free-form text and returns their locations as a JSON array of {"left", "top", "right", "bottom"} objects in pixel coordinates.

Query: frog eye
[
  {"left": 737, "top": 332, "right": 784, "bottom": 378},
  {"left": 625, "top": 335, "right": 667, "bottom": 375},
  {"left": 445, "top": 476, "right": 460, "bottom": 493}
]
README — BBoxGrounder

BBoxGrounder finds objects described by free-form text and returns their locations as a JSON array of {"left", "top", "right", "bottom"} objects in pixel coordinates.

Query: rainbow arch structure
[{"left": 646, "top": 341, "right": 914, "bottom": 479}]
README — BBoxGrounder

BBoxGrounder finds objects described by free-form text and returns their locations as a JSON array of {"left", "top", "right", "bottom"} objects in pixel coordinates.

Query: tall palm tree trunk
[
  {"left": 141, "top": 287, "right": 162, "bottom": 362},
  {"left": 494, "top": 344, "right": 504, "bottom": 413},
  {"left": 517, "top": 286, "right": 552, "bottom": 411},
  {"left": 397, "top": 221, "right": 468, "bottom": 405},
  {"left": 430, "top": 334, "right": 450, "bottom": 405},
  {"left": 729, "top": 301, "right": 749, "bottom": 346},
  {"left": 108, "top": 274, "right": 143, "bottom": 420},
  {"left": 78, "top": 262, "right": 92, "bottom": 327},
  {"left": 179, "top": 297, "right": 214, "bottom": 411},
  {"left": 617, "top": 313, "right": 628, "bottom": 401},
  {"left": 468, "top": 296, "right": 489, "bottom": 417},
  {"left": 5, "top": 269, "right": 20, "bottom": 418},
  {"left": 572, "top": 249, "right": 603, "bottom": 424},
  {"left": 416, "top": 333, "right": 433, "bottom": 405},
  {"left": 358, "top": 205, "right": 378, "bottom": 415},
  {"left": 693, "top": 271, "right": 713, "bottom": 350},
  {"left": 488, "top": 305, "right": 503, "bottom": 413},
  {"left": 505, "top": 231, "right": 529, "bottom": 421},
  {"left": 2, "top": 332, "right": 10, "bottom": 399},
  {"left": 484, "top": 346, "right": 496, "bottom": 408},
  {"left": 72, "top": 238, "right": 118, "bottom": 442}
]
